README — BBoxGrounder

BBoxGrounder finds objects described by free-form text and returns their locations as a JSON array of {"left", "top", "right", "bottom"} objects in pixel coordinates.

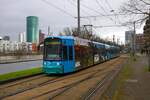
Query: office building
[
  {"left": 19, "top": 32, "right": 26, "bottom": 42},
  {"left": 3, "top": 36, "right": 10, "bottom": 41},
  {"left": 39, "top": 30, "right": 45, "bottom": 44},
  {"left": 125, "top": 30, "right": 134, "bottom": 46},
  {"left": 26, "top": 16, "right": 39, "bottom": 44}
]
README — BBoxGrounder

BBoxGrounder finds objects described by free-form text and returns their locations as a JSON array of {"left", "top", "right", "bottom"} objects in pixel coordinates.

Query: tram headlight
[
  {"left": 43, "top": 62, "right": 47, "bottom": 66},
  {"left": 56, "top": 62, "right": 60, "bottom": 66}
]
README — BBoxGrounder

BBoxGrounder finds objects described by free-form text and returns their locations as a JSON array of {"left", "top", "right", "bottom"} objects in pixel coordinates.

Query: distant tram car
[{"left": 43, "top": 36, "right": 120, "bottom": 74}]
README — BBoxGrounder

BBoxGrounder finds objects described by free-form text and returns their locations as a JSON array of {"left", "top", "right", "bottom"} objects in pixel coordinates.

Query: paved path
[
  {"left": 122, "top": 55, "right": 150, "bottom": 100},
  {"left": 0, "top": 60, "right": 42, "bottom": 75}
]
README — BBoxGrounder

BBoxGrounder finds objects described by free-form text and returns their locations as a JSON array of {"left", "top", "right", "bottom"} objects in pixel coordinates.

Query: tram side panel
[
  {"left": 74, "top": 44, "right": 94, "bottom": 71},
  {"left": 74, "top": 42, "right": 107, "bottom": 71},
  {"left": 93, "top": 46, "right": 103, "bottom": 64}
]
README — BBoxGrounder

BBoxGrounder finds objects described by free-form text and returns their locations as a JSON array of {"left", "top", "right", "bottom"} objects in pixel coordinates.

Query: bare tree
[
  {"left": 63, "top": 27, "right": 72, "bottom": 36},
  {"left": 61, "top": 26, "right": 119, "bottom": 46},
  {"left": 120, "top": 0, "right": 150, "bottom": 70},
  {"left": 120, "top": 0, "right": 149, "bottom": 19},
  {"left": 58, "top": 32, "right": 63, "bottom": 36},
  {"left": 72, "top": 27, "right": 91, "bottom": 39},
  {"left": 119, "top": 0, "right": 150, "bottom": 29}
]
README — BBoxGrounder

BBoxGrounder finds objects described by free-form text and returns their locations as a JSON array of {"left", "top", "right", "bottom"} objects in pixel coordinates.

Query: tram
[{"left": 43, "top": 36, "right": 120, "bottom": 74}]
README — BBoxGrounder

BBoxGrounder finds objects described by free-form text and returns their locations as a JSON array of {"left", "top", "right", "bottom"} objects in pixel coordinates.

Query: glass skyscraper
[{"left": 26, "top": 16, "right": 39, "bottom": 44}]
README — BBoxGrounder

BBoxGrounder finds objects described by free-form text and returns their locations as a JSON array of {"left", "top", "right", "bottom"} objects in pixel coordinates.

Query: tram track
[
  {"left": 3, "top": 71, "right": 102, "bottom": 100},
  {"left": 31, "top": 69, "right": 103, "bottom": 100},
  {"left": 1, "top": 67, "right": 105, "bottom": 99},
  {"left": 1, "top": 57, "right": 125, "bottom": 100},
  {"left": 0, "top": 74, "right": 46, "bottom": 89},
  {"left": 0, "top": 75, "right": 58, "bottom": 99},
  {"left": 44, "top": 71, "right": 110, "bottom": 100},
  {"left": 81, "top": 59, "right": 125, "bottom": 100},
  {"left": 0, "top": 58, "right": 115, "bottom": 89},
  {"left": 82, "top": 59, "right": 125, "bottom": 100},
  {"left": 83, "top": 70, "right": 117, "bottom": 100},
  {"left": 29, "top": 58, "right": 124, "bottom": 100},
  {"left": 44, "top": 58, "right": 125, "bottom": 100}
]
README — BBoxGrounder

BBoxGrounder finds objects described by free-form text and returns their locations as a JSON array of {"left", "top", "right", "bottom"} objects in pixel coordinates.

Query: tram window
[
  {"left": 69, "top": 46, "right": 73, "bottom": 60},
  {"left": 63, "top": 46, "right": 68, "bottom": 60}
]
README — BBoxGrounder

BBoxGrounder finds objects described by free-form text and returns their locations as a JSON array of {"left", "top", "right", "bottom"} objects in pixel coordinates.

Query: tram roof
[
  {"left": 46, "top": 36, "right": 119, "bottom": 48},
  {"left": 46, "top": 36, "right": 74, "bottom": 40},
  {"left": 92, "top": 41, "right": 105, "bottom": 45}
]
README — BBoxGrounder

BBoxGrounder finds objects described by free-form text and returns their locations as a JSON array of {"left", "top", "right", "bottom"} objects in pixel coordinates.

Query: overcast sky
[{"left": 0, "top": 0, "right": 144, "bottom": 43}]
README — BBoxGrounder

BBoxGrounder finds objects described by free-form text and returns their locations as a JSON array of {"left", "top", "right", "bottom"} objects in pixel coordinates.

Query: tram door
[
  {"left": 68, "top": 46, "right": 74, "bottom": 71},
  {"left": 62, "top": 40, "right": 75, "bottom": 73}
]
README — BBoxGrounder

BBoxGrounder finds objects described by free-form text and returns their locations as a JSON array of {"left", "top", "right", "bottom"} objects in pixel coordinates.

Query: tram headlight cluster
[
  {"left": 43, "top": 62, "right": 46, "bottom": 65},
  {"left": 56, "top": 62, "right": 60, "bottom": 66},
  {"left": 43, "top": 61, "right": 61, "bottom": 66}
]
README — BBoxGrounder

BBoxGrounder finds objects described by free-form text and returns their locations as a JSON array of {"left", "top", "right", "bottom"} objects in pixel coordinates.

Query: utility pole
[
  {"left": 113, "top": 35, "right": 115, "bottom": 45},
  {"left": 117, "top": 38, "right": 119, "bottom": 45},
  {"left": 132, "top": 21, "right": 136, "bottom": 56},
  {"left": 83, "top": 24, "right": 93, "bottom": 39},
  {"left": 48, "top": 26, "right": 50, "bottom": 36},
  {"left": 148, "top": 10, "right": 150, "bottom": 71},
  {"left": 77, "top": 0, "right": 80, "bottom": 36},
  {"left": 147, "top": 13, "right": 150, "bottom": 71}
]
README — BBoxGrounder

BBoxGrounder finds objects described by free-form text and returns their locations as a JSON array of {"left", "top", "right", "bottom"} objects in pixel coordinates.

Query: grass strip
[
  {"left": 0, "top": 67, "right": 43, "bottom": 82},
  {"left": 144, "top": 65, "right": 150, "bottom": 72},
  {"left": 112, "top": 56, "right": 134, "bottom": 100}
]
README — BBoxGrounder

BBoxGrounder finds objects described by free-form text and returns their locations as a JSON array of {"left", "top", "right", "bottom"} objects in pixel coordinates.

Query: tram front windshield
[{"left": 44, "top": 39, "right": 61, "bottom": 60}]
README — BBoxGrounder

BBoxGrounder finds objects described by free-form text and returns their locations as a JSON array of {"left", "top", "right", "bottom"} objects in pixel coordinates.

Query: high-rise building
[
  {"left": 26, "top": 16, "right": 39, "bottom": 44},
  {"left": 39, "top": 30, "right": 45, "bottom": 44},
  {"left": 3, "top": 36, "right": 10, "bottom": 41},
  {"left": 125, "top": 31, "right": 134, "bottom": 45},
  {"left": 0, "top": 36, "right": 2, "bottom": 40},
  {"left": 135, "top": 33, "right": 148, "bottom": 52},
  {"left": 19, "top": 32, "right": 26, "bottom": 42}
]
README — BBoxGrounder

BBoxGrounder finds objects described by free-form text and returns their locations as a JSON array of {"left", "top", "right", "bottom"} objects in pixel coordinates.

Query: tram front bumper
[
  {"left": 43, "top": 61, "right": 64, "bottom": 74},
  {"left": 43, "top": 67, "right": 63, "bottom": 74}
]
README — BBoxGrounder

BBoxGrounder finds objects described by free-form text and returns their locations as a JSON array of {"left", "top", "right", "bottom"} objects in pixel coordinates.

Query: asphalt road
[{"left": 0, "top": 60, "right": 42, "bottom": 74}]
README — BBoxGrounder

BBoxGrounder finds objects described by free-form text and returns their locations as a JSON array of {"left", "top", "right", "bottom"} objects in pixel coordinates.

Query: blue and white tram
[{"left": 43, "top": 36, "right": 120, "bottom": 74}]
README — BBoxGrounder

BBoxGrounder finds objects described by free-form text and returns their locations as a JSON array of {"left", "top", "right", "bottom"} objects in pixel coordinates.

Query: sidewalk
[
  {"left": 121, "top": 55, "right": 150, "bottom": 100},
  {"left": 101, "top": 55, "right": 150, "bottom": 100}
]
